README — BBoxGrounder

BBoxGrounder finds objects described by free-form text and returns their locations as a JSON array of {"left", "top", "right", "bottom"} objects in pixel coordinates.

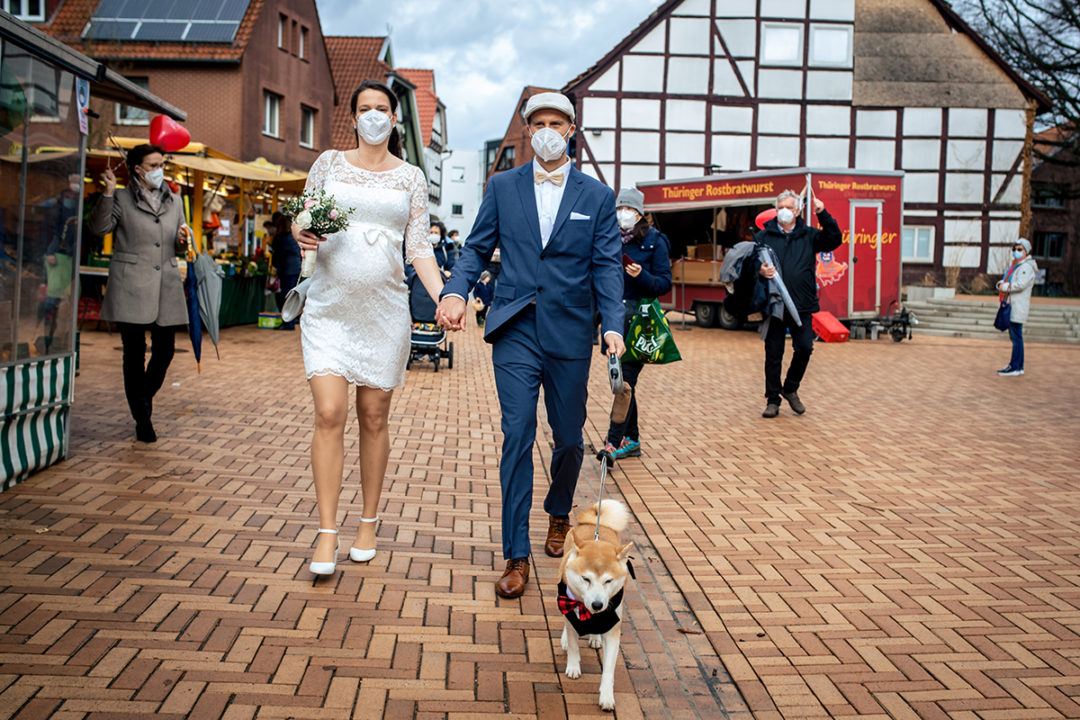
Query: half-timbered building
[{"left": 560, "top": 0, "right": 1050, "bottom": 284}]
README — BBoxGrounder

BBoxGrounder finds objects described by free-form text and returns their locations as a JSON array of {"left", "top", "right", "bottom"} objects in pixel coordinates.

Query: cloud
[{"left": 315, "top": 0, "right": 663, "bottom": 149}]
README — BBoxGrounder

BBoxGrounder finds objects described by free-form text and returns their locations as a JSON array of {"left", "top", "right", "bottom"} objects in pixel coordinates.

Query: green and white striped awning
[{"left": 2, "top": 357, "right": 73, "bottom": 489}]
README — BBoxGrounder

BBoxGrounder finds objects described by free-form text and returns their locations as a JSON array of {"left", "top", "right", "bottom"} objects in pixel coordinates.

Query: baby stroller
[{"left": 406, "top": 273, "right": 454, "bottom": 372}]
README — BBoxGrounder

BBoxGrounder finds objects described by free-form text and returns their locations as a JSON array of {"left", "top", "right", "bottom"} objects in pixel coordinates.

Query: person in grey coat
[
  {"left": 90, "top": 144, "right": 189, "bottom": 442},
  {"left": 996, "top": 237, "right": 1039, "bottom": 377}
]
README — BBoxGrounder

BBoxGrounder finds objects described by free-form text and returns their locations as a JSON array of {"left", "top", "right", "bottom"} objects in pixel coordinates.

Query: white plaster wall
[
  {"left": 712, "top": 105, "right": 753, "bottom": 134},
  {"left": 805, "top": 71, "right": 852, "bottom": 100},
  {"left": 716, "top": 20, "right": 756, "bottom": 56},
  {"left": 806, "top": 105, "right": 849, "bottom": 135},
  {"left": 991, "top": 140, "right": 1024, "bottom": 172},
  {"left": 664, "top": 165, "right": 704, "bottom": 179},
  {"left": 758, "top": 69, "right": 803, "bottom": 99},
  {"left": 713, "top": 60, "right": 746, "bottom": 96},
  {"left": 590, "top": 63, "right": 620, "bottom": 92},
  {"left": 712, "top": 134, "right": 752, "bottom": 171},
  {"left": 757, "top": 103, "right": 801, "bottom": 134},
  {"left": 669, "top": 17, "right": 710, "bottom": 55},
  {"left": 943, "top": 244, "right": 981, "bottom": 268},
  {"left": 620, "top": 164, "right": 660, "bottom": 189},
  {"left": 986, "top": 246, "right": 1012, "bottom": 274},
  {"left": 587, "top": 130, "right": 616, "bottom": 163},
  {"left": 673, "top": 0, "right": 710, "bottom": 16},
  {"left": 989, "top": 220, "right": 1021, "bottom": 245},
  {"left": 994, "top": 109, "right": 1027, "bottom": 139},
  {"left": 762, "top": 0, "right": 806, "bottom": 18},
  {"left": 945, "top": 139, "right": 986, "bottom": 171},
  {"left": 632, "top": 24, "right": 666, "bottom": 53},
  {"left": 854, "top": 139, "right": 895, "bottom": 170},
  {"left": 715, "top": 0, "right": 756, "bottom": 17},
  {"left": 902, "top": 139, "right": 940, "bottom": 170},
  {"left": 991, "top": 174, "right": 1022, "bottom": 204},
  {"left": 736, "top": 61, "right": 756, "bottom": 95},
  {"left": 948, "top": 108, "right": 988, "bottom": 137},
  {"left": 944, "top": 173, "right": 984, "bottom": 203},
  {"left": 810, "top": 0, "right": 854, "bottom": 21},
  {"left": 666, "top": 99, "right": 706, "bottom": 131},
  {"left": 665, "top": 132, "right": 706, "bottom": 165},
  {"left": 903, "top": 107, "right": 942, "bottom": 136},
  {"left": 856, "top": 110, "right": 896, "bottom": 137},
  {"left": 757, "top": 135, "right": 800, "bottom": 166},
  {"left": 621, "top": 99, "right": 660, "bottom": 129},
  {"left": 582, "top": 97, "right": 616, "bottom": 129},
  {"left": 621, "top": 131, "right": 661, "bottom": 163},
  {"left": 943, "top": 217, "right": 982, "bottom": 265},
  {"left": 903, "top": 173, "right": 939, "bottom": 204},
  {"left": 621, "top": 55, "right": 664, "bottom": 92},
  {"left": 667, "top": 57, "right": 710, "bottom": 94},
  {"left": 805, "top": 137, "right": 849, "bottom": 167}
]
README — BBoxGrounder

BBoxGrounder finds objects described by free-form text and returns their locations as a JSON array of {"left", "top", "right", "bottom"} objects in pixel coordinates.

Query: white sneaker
[
  {"left": 997, "top": 367, "right": 1024, "bottom": 376},
  {"left": 349, "top": 516, "right": 379, "bottom": 562},
  {"left": 309, "top": 529, "right": 339, "bottom": 576}
]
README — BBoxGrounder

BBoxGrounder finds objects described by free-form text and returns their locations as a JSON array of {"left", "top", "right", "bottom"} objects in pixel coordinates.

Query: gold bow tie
[{"left": 534, "top": 169, "right": 565, "bottom": 186}]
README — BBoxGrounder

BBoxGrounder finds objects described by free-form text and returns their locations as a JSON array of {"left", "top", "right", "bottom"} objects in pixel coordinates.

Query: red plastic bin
[{"left": 811, "top": 311, "right": 849, "bottom": 342}]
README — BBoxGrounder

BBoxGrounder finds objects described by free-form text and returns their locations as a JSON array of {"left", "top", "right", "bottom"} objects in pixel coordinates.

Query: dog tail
[{"left": 578, "top": 500, "right": 628, "bottom": 533}]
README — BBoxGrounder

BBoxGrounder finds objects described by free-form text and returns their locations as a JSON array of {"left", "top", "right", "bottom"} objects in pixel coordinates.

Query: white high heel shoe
[
  {"left": 349, "top": 516, "right": 379, "bottom": 562},
  {"left": 309, "top": 528, "right": 339, "bottom": 576}
]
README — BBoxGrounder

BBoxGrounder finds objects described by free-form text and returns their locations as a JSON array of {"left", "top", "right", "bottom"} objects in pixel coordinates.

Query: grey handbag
[{"left": 281, "top": 277, "right": 312, "bottom": 323}]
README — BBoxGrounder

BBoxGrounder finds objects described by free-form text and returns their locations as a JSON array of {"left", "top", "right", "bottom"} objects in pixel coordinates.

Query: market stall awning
[{"left": 167, "top": 154, "right": 307, "bottom": 183}]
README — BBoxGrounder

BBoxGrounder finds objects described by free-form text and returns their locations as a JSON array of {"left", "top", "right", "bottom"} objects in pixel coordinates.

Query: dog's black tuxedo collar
[{"left": 556, "top": 581, "right": 624, "bottom": 636}]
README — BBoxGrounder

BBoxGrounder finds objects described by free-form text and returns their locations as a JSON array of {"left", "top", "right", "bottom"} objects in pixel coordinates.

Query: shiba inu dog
[{"left": 557, "top": 499, "right": 634, "bottom": 711}]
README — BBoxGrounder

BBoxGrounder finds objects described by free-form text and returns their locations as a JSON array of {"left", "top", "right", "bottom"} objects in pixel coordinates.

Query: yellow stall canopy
[{"left": 167, "top": 154, "right": 307, "bottom": 184}]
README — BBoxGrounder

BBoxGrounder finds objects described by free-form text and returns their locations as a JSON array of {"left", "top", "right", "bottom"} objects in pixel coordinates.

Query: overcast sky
[{"left": 314, "top": 0, "right": 664, "bottom": 151}]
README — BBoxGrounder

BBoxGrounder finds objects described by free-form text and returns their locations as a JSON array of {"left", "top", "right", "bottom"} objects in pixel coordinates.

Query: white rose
[{"left": 295, "top": 209, "right": 313, "bottom": 230}]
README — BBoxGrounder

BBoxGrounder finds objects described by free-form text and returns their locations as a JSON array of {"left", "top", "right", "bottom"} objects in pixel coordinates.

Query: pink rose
[
  {"left": 329, "top": 209, "right": 338, "bottom": 220},
  {"left": 304, "top": 199, "right": 317, "bottom": 209}
]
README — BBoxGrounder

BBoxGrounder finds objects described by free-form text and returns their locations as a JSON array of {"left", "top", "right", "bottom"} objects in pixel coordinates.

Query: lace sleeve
[
  {"left": 304, "top": 150, "right": 336, "bottom": 195},
  {"left": 404, "top": 165, "right": 433, "bottom": 263}
]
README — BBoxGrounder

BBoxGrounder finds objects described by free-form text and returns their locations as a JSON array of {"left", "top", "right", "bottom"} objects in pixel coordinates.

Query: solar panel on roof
[
  {"left": 215, "top": 0, "right": 249, "bottom": 22},
  {"left": 84, "top": 20, "right": 138, "bottom": 40},
  {"left": 183, "top": 23, "right": 240, "bottom": 43},
  {"left": 132, "top": 21, "right": 187, "bottom": 42},
  {"left": 188, "top": 0, "right": 221, "bottom": 21},
  {"left": 85, "top": 0, "right": 250, "bottom": 43}
]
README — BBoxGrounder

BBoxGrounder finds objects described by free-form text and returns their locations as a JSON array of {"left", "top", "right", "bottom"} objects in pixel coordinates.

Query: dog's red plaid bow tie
[{"left": 557, "top": 592, "right": 592, "bottom": 621}]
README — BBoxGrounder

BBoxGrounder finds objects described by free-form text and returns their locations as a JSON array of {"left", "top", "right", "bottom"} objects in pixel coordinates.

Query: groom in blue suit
[{"left": 439, "top": 92, "right": 625, "bottom": 598}]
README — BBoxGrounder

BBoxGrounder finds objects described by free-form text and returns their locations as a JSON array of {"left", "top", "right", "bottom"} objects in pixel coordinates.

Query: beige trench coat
[{"left": 90, "top": 184, "right": 188, "bottom": 327}]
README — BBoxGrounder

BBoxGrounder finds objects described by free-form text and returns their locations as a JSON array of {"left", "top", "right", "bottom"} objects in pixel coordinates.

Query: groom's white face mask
[{"left": 528, "top": 110, "right": 575, "bottom": 163}]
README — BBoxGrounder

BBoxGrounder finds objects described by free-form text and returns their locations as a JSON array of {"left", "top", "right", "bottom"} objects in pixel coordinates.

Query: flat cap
[{"left": 522, "top": 92, "right": 575, "bottom": 122}]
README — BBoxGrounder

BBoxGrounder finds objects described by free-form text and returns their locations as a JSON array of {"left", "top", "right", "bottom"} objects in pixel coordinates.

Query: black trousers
[
  {"left": 275, "top": 273, "right": 300, "bottom": 328},
  {"left": 763, "top": 311, "right": 814, "bottom": 403},
  {"left": 606, "top": 360, "right": 643, "bottom": 446},
  {"left": 118, "top": 322, "right": 176, "bottom": 428}
]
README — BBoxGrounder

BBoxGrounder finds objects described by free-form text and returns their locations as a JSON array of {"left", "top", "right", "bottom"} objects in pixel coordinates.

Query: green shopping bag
[
  {"left": 621, "top": 298, "right": 682, "bottom": 364},
  {"left": 45, "top": 253, "right": 74, "bottom": 299}
]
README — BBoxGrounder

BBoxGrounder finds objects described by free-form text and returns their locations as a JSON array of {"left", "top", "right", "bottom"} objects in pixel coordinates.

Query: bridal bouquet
[{"left": 281, "top": 190, "right": 353, "bottom": 277}]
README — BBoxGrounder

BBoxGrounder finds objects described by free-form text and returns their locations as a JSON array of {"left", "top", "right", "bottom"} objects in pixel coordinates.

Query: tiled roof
[
  {"left": 39, "top": 0, "right": 263, "bottom": 63},
  {"left": 396, "top": 68, "right": 439, "bottom": 147},
  {"left": 325, "top": 35, "right": 391, "bottom": 149}
]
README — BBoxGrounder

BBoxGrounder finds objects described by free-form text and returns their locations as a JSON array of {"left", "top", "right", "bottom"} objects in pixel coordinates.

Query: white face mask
[
  {"left": 617, "top": 209, "right": 639, "bottom": 230},
  {"left": 531, "top": 126, "right": 571, "bottom": 162},
  {"left": 1013, "top": 249, "right": 1024, "bottom": 260},
  {"left": 142, "top": 167, "right": 164, "bottom": 189},
  {"left": 430, "top": 233, "right": 442, "bottom": 245},
  {"left": 776, "top": 207, "right": 796, "bottom": 225},
  {"left": 356, "top": 109, "right": 393, "bottom": 145}
]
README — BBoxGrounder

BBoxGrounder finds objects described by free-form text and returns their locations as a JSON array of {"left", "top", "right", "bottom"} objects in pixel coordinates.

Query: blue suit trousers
[{"left": 491, "top": 306, "right": 590, "bottom": 559}]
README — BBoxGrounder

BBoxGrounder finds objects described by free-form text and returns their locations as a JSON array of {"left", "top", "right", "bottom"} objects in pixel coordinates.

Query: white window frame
[
  {"left": 760, "top": 23, "right": 804, "bottom": 67},
  {"left": 3, "top": 0, "right": 45, "bottom": 22},
  {"left": 1033, "top": 231, "right": 1066, "bottom": 261},
  {"left": 263, "top": 91, "right": 281, "bottom": 138},
  {"left": 808, "top": 24, "right": 853, "bottom": 68},
  {"left": 451, "top": 204, "right": 463, "bottom": 217},
  {"left": 901, "top": 225, "right": 935, "bottom": 263},
  {"left": 299, "top": 26, "right": 307, "bottom": 60},
  {"left": 278, "top": 14, "right": 286, "bottom": 49},
  {"left": 116, "top": 76, "right": 151, "bottom": 126},
  {"left": 299, "top": 105, "right": 315, "bottom": 148},
  {"left": 450, "top": 166, "right": 465, "bottom": 183}
]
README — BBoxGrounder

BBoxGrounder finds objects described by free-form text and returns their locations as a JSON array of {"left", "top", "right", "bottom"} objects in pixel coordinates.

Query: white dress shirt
[{"left": 533, "top": 157, "right": 570, "bottom": 248}]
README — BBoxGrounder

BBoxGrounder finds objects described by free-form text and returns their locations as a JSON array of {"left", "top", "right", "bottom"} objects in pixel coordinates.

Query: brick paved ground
[{"left": 1, "top": 317, "right": 1078, "bottom": 719}]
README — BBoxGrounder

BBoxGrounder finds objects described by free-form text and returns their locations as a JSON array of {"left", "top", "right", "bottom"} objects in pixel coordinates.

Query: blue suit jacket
[{"left": 443, "top": 162, "right": 624, "bottom": 360}]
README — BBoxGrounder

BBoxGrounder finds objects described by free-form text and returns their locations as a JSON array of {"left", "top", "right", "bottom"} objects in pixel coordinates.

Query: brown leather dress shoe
[
  {"left": 495, "top": 558, "right": 530, "bottom": 598},
  {"left": 545, "top": 515, "right": 572, "bottom": 558}
]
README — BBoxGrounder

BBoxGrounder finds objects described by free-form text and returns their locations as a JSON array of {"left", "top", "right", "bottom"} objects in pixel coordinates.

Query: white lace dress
[{"left": 300, "top": 150, "right": 433, "bottom": 390}]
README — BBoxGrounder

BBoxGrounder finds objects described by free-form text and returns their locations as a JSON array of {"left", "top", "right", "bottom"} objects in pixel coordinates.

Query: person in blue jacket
[{"left": 602, "top": 187, "right": 672, "bottom": 460}]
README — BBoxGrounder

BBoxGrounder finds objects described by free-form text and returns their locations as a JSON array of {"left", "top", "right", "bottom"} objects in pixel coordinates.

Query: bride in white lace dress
[{"left": 293, "top": 81, "right": 444, "bottom": 577}]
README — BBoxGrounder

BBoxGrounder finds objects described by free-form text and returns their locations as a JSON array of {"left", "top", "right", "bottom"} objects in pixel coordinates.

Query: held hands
[
  {"left": 605, "top": 332, "right": 625, "bottom": 358},
  {"left": 102, "top": 167, "right": 116, "bottom": 196},
  {"left": 294, "top": 226, "right": 325, "bottom": 257},
  {"left": 625, "top": 262, "right": 642, "bottom": 278},
  {"left": 813, "top": 197, "right": 825, "bottom": 214},
  {"left": 437, "top": 295, "right": 466, "bottom": 331},
  {"left": 759, "top": 262, "right": 777, "bottom": 279}
]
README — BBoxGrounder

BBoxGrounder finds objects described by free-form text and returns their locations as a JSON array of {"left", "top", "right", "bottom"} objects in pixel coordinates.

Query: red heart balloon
[
  {"left": 150, "top": 115, "right": 191, "bottom": 152},
  {"left": 755, "top": 208, "right": 777, "bottom": 230}
]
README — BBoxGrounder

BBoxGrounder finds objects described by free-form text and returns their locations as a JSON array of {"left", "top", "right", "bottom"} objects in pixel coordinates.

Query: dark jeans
[
  {"left": 1009, "top": 322, "right": 1024, "bottom": 370},
  {"left": 118, "top": 322, "right": 177, "bottom": 429},
  {"left": 606, "top": 361, "right": 643, "bottom": 446},
  {"left": 764, "top": 311, "right": 814, "bottom": 403},
  {"left": 275, "top": 273, "right": 300, "bottom": 328}
]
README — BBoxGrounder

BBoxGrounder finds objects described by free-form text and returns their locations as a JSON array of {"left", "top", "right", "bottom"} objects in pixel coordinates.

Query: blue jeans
[{"left": 1009, "top": 322, "right": 1024, "bottom": 370}]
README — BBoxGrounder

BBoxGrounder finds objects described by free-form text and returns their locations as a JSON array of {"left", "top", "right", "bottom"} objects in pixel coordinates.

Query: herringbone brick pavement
[{"left": 0, "top": 321, "right": 748, "bottom": 720}]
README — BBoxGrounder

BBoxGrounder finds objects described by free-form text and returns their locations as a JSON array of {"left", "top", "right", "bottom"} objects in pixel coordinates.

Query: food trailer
[{"left": 638, "top": 168, "right": 904, "bottom": 333}]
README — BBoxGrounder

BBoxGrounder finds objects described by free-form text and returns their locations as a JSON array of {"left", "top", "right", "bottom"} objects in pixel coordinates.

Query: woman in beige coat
[{"left": 90, "top": 144, "right": 189, "bottom": 442}]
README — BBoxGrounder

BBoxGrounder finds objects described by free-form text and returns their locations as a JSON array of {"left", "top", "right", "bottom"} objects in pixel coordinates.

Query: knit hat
[
  {"left": 616, "top": 187, "right": 644, "bottom": 215},
  {"left": 1017, "top": 237, "right": 1032, "bottom": 254}
]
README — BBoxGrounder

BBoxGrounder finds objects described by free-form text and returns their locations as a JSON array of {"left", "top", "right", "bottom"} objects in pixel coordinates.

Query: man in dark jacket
[
  {"left": 270, "top": 211, "right": 302, "bottom": 330},
  {"left": 754, "top": 190, "right": 842, "bottom": 418}
]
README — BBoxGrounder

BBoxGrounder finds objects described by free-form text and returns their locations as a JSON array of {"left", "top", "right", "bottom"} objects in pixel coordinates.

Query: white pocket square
[{"left": 570, "top": 212, "right": 590, "bottom": 221}]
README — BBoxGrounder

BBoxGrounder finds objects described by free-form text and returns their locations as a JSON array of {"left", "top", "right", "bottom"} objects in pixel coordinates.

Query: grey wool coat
[{"left": 90, "top": 184, "right": 189, "bottom": 327}]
